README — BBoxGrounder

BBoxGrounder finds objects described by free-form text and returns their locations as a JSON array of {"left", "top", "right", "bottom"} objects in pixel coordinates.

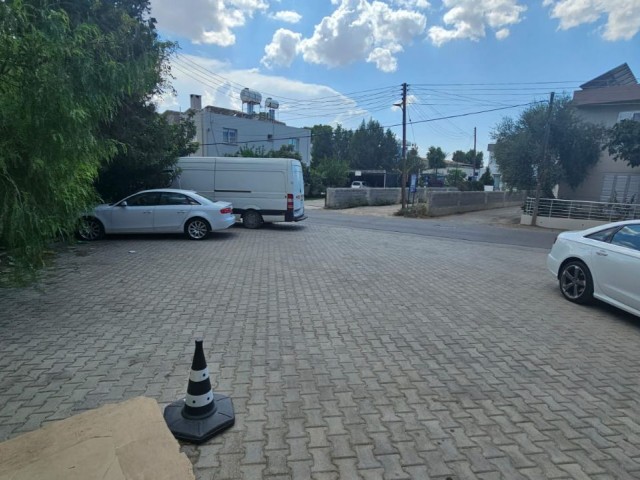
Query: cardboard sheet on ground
[{"left": 0, "top": 397, "right": 194, "bottom": 480}]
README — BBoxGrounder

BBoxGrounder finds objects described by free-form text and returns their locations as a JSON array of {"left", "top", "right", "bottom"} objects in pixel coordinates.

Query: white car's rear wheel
[{"left": 559, "top": 260, "right": 593, "bottom": 304}]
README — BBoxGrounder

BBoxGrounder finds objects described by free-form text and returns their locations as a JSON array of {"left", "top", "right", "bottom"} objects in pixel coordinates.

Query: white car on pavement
[
  {"left": 547, "top": 220, "right": 640, "bottom": 317},
  {"left": 78, "top": 189, "right": 235, "bottom": 241}
]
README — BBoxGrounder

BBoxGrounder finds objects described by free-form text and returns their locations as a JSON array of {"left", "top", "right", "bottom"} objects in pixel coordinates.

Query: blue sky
[{"left": 151, "top": 0, "right": 640, "bottom": 160}]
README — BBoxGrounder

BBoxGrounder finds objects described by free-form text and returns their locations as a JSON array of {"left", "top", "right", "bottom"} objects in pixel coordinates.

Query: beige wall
[{"left": 557, "top": 103, "right": 640, "bottom": 201}]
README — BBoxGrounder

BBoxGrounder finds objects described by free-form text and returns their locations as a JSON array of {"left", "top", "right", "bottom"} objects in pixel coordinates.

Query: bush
[{"left": 395, "top": 204, "right": 429, "bottom": 217}]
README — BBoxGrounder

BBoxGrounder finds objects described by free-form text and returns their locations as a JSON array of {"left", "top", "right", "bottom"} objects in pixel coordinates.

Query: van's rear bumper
[{"left": 285, "top": 211, "right": 307, "bottom": 222}]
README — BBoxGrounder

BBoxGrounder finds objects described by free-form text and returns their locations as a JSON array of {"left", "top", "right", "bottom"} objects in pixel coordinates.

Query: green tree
[
  {"left": 95, "top": 104, "right": 197, "bottom": 202},
  {"left": 479, "top": 167, "right": 494, "bottom": 186},
  {"left": 604, "top": 119, "right": 640, "bottom": 168},
  {"left": 446, "top": 169, "right": 466, "bottom": 188},
  {"left": 310, "top": 125, "right": 334, "bottom": 167},
  {"left": 427, "top": 146, "right": 447, "bottom": 174},
  {"left": 317, "top": 158, "right": 349, "bottom": 188},
  {"left": 349, "top": 119, "right": 398, "bottom": 171},
  {"left": 466, "top": 150, "right": 484, "bottom": 170},
  {"left": 451, "top": 150, "right": 466, "bottom": 164},
  {"left": 333, "top": 125, "right": 354, "bottom": 164},
  {"left": 0, "top": 0, "right": 173, "bottom": 273},
  {"left": 405, "top": 147, "right": 424, "bottom": 178},
  {"left": 492, "top": 96, "right": 604, "bottom": 193}
]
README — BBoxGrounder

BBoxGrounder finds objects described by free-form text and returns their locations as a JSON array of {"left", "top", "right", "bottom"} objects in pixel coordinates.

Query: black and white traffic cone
[{"left": 164, "top": 339, "right": 235, "bottom": 444}]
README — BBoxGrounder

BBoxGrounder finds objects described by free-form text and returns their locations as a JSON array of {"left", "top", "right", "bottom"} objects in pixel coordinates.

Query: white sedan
[
  {"left": 78, "top": 189, "right": 235, "bottom": 241},
  {"left": 547, "top": 220, "right": 640, "bottom": 317}
]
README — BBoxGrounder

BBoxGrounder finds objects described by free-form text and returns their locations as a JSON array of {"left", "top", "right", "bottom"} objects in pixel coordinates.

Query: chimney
[{"left": 190, "top": 94, "right": 202, "bottom": 110}]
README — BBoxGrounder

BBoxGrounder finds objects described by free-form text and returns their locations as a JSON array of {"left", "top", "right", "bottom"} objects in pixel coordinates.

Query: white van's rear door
[{"left": 291, "top": 162, "right": 305, "bottom": 219}]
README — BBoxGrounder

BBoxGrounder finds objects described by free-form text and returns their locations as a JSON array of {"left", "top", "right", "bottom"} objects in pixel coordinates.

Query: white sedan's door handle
[
  {"left": 596, "top": 250, "right": 608, "bottom": 256},
  {"left": 176, "top": 210, "right": 186, "bottom": 214}
]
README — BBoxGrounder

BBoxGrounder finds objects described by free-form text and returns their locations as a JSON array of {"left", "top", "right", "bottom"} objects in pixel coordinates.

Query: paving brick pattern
[{"left": 1, "top": 222, "right": 640, "bottom": 479}]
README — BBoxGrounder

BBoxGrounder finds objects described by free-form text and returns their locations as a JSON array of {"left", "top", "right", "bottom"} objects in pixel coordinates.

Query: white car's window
[
  {"left": 610, "top": 225, "right": 640, "bottom": 252},
  {"left": 126, "top": 192, "right": 160, "bottom": 206},
  {"left": 585, "top": 227, "right": 619, "bottom": 242},
  {"left": 159, "top": 192, "right": 192, "bottom": 206}
]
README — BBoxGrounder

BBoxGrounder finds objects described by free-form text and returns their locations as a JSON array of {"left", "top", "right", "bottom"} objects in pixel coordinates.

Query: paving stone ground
[{"left": 1, "top": 221, "right": 640, "bottom": 479}]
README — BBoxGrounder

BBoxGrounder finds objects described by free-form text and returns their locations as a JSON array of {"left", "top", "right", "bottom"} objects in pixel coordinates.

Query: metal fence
[{"left": 524, "top": 197, "right": 640, "bottom": 222}]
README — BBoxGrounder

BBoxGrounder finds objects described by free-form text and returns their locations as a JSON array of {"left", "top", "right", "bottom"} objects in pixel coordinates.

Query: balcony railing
[{"left": 524, "top": 197, "right": 640, "bottom": 222}]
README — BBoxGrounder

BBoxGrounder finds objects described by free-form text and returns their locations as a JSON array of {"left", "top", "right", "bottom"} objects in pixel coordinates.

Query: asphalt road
[{"left": 306, "top": 208, "right": 560, "bottom": 250}]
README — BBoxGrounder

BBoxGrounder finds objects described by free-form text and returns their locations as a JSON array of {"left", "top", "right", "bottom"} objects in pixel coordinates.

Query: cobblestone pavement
[{"left": 1, "top": 222, "right": 640, "bottom": 479}]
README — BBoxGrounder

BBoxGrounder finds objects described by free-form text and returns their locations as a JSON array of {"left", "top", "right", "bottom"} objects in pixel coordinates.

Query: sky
[{"left": 150, "top": 0, "right": 640, "bottom": 160}]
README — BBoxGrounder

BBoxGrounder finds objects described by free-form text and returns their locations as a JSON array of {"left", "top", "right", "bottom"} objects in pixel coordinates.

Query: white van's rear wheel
[{"left": 242, "top": 210, "right": 263, "bottom": 229}]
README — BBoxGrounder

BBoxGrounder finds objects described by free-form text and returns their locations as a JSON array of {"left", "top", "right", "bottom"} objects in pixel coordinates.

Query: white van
[{"left": 171, "top": 157, "right": 306, "bottom": 229}]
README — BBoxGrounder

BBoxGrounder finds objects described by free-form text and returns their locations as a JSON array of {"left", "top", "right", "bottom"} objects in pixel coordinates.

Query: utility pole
[
  {"left": 531, "top": 92, "right": 555, "bottom": 226},
  {"left": 473, "top": 127, "right": 477, "bottom": 178},
  {"left": 401, "top": 82, "right": 407, "bottom": 209}
]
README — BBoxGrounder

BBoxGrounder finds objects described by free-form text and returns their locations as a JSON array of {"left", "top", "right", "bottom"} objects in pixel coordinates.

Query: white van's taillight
[
  {"left": 220, "top": 207, "right": 232, "bottom": 214},
  {"left": 287, "top": 194, "right": 293, "bottom": 211}
]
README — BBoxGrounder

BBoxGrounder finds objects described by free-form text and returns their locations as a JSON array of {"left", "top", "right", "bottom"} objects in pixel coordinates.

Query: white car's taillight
[{"left": 220, "top": 207, "right": 232, "bottom": 214}]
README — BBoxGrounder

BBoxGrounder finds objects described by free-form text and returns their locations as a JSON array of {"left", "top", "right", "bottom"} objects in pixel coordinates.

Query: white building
[{"left": 184, "top": 93, "right": 311, "bottom": 166}]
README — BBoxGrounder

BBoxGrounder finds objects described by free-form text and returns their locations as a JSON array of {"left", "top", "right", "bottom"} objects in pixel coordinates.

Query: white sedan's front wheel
[{"left": 185, "top": 218, "right": 210, "bottom": 240}]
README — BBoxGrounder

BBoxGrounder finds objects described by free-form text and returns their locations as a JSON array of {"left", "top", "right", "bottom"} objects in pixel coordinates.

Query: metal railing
[{"left": 524, "top": 197, "right": 640, "bottom": 222}]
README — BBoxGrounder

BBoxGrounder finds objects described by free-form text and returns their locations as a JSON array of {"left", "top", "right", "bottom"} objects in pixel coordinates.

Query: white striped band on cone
[{"left": 182, "top": 339, "right": 216, "bottom": 419}]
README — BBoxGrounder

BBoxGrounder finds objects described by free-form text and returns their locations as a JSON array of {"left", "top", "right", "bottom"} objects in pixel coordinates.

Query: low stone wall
[
  {"left": 426, "top": 190, "right": 526, "bottom": 216},
  {"left": 325, "top": 187, "right": 456, "bottom": 209},
  {"left": 325, "top": 188, "right": 526, "bottom": 215}
]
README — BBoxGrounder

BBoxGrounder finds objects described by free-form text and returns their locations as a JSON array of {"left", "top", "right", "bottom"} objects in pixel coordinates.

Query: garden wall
[{"left": 325, "top": 188, "right": 525, "bottom": 216}]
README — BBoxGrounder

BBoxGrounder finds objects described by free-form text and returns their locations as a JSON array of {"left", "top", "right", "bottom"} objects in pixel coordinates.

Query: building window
[
  {"left": 288, "top": 138, "right": 299, "bottom": 151},
  {"left": 617, "top": 111, "right": 640, "bottom": 122},
  {"left": 223, "top": 128, "right": 237, "bottom": 144}
]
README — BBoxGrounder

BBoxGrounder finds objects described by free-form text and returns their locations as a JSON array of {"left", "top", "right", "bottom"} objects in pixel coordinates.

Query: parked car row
[
  {"left": 547, "top": 220, "right": 640, "bottom": 317},
  {"left": 78, "top": 156, "right": 308, "bottom": 241}
]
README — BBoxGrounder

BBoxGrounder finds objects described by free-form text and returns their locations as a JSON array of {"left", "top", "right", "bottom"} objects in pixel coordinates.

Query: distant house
[
  {"left": 164, "top": 92, "right": 312, "bottom": 166},
  {"left": 556, "top": 63, "right": 640, "bottom": 203}
]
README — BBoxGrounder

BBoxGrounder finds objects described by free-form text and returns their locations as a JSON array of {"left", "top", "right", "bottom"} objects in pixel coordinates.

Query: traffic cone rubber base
[{"left": 164, "top": 393, "right": 235, "bottom": 444}]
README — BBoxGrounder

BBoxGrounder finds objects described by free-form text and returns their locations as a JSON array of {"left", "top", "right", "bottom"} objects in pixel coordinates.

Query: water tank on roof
[
  {"left": 265, "top": 98, "right": 279, "bottom": 109},
  {"left": 240, "top": 88, "right": 262, "bottom": 105}
]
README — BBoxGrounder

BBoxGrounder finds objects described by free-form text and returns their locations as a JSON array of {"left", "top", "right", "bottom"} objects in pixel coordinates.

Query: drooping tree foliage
[
  {"left": 95, "top": 105, "right": 197, "bottom": 202},
  {"left": 0, "top": 0, "right": 175, "bottom": 272},
  {"left": 604, "top": 119, "right": 640, "bottom": 168},
  {"left": 492, "top": 96, "right": 604, "bottom": 193}
]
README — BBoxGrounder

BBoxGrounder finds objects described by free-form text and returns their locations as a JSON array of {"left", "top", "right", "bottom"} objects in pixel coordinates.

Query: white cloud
[
  {"left": 269, "top": 10, "right": 302, "bottom": 23},
  {"left": 428, "top": 0, "right": 526, "bottom": 46},
  {"left": 544, "top": 0, "right": 640, "bottom": 41},
  {"left": 367, "top": 47, "right": 400, "bottom": 72},
  {"left": 260, "top": 0, "right": 427, "bottom": 73},
  {"left": 150, "top": 0, "right": 268, "bottom": 46},
  {"left": 261, "top": 29, "right": 302, "bottom": 68},
  {"left": 393, "top": 0, "right": 430, "bottom": 8}
]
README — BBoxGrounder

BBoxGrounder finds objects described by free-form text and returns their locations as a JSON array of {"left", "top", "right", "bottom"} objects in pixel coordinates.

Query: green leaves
[
  {"left": 605, "top": 119, "right": 640, "bottom": 168},
  {"left": 0, "top": 0, "right": 174, "bottom": 274},
  {"left": 491, "top": 96, "right": 603, "bottom": 193}
]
